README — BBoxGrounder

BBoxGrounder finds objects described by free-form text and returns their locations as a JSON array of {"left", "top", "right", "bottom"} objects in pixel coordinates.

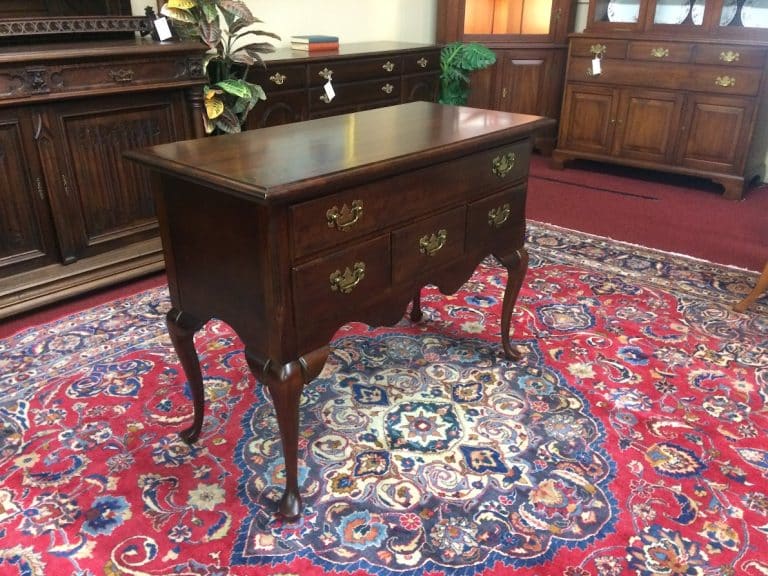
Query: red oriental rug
[{"left": 1, "top": 221, "right": 766, "bottom": 576}]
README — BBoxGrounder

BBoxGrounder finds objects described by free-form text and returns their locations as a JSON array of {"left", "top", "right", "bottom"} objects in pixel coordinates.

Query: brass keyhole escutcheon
[
  {"left": 326, "top": 200, "right": 363, "bottom": 231},
  {"left": 329, "top": 262, "right": 366, "bottom": 294},
  {"left": 492, "top": 152, "right": 516, "bottom": 178},
  {"left": 419, "top": 229, "right": 447, "bottom": 256}
]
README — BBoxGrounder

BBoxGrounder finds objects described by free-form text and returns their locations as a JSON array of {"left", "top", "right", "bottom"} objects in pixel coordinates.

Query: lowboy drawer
[
  {"left": 467, "top": 185, "right": 526, "bottom": 252},
  {"left": 628, "top": 41, "right": 693, "bottom": 63},
  {"left": 309, "top": 78, "right": 401, "bottom": 111},
  {"left": 290, "top": 140, "right": 531, "bottom": 259},
  {"left": 391, "top": 206, "right": 466, "bottom": 285},
  {"left": 693, "top": 45, "right": 766, "bottom": 68},
  {"left": 252, "top": 64, "right": 306, "bottom": 91},
  {"left": 570, "top": 38, "right": 628, "bottom": 59},
  {"left": 292, "top": 234, "right": 391, "bottom": 321},
  {"left": 403, "top": 50, "right": 440, "bottom": 74}
]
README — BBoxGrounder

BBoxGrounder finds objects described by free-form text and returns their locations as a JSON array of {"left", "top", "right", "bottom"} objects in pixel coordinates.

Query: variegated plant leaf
[
  {"left": 160, "top": 5, "right": 198, "bottom": 24},
  {"left": 216, "top": 78, "right": 252, "bottom": 99},
  {"left": 167, "top": 0, "right": 197, "bottom": 9},
  {"left": 214, "top": 108, "right": 242, "bottom": 134},
  {"left": 198, "top": 18, "right": 222, "bottom": 49}
]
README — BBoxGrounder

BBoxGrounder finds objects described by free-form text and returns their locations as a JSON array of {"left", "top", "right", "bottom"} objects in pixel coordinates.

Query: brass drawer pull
[
  {"left": 326, "top": 200, "right": 363, "bottom": 231},
  {"left": 381, "top": 83, "right": 394, "bottom": 94},
  {"left": 382, "top": 61, "right": 395, "bottom": 72},
  {"left": 719, "top": 51, "right": 740, "bottom": 63},
  {"left": 330, "top": 262, "right": 365, "bottom": 294},
  {"left": 492, "top": 152, "right": 516, "bottom": 178},
  {"left": 488, "top": 203, "right": 511, "bottom": 228},
  {"left": 650, "top": 47, "right": 669, "bottom": 58},
  {"left": 419, "top": 229, "right": 447, "bottom": 256},
  {"left": 318, "top": 67, "right": 333, "bottom": 80},
  {"left": 109, "top": 68, "right": 134, "bottom": 83},
  {"left": 416, "top": 57, "right": 428, "bottom": 68},
  {"left": 715, "top": 76, "right": 736, "bottom": 87},
  {"left": 269, "top": 72, "right": 286, "bottom": 85},
  {"left": 590, "top": 44, "right": 606, "bottom": 57}
]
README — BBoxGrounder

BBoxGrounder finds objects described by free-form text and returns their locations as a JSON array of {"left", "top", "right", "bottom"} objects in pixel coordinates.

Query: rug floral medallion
[{"left": 1, "top": 221, "right": 766, "bottom": 576}]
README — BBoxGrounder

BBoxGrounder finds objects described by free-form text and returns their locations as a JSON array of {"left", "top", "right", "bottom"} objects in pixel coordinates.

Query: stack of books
[{"left": 290, "top": 35, "right": 340, "bottom": 52}]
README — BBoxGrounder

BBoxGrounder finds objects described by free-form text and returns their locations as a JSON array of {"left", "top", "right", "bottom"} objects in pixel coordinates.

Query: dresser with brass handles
[
  {"left": 245, "top": 41, "right": 440, "bottom": 128},
  {"left": 553, "top": 32, "right": 768, "bottom": 200},
  {"left": 125, "top": 101, "right": 553, "bottom": 520}
]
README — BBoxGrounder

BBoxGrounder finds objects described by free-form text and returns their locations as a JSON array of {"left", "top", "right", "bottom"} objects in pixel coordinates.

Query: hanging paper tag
[
  {"left": 154, "top": 17, "right": 173, "bottom": 41},
  {"left": 591, "top": 57, "right": 602, "bottom": 76},
  {"left": 324, "top": 79, "right": 335, "bottom": 102}
]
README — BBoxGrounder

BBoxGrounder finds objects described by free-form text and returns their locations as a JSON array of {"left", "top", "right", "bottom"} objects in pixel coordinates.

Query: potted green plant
[
  {"left": 439, "top": 41, "right": 496, "bottom": 106},
  {"left": 159, "top": 0, "right": 280, "bottom": 134}
]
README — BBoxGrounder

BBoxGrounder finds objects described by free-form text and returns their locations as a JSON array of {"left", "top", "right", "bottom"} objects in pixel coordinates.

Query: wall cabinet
[
  {"left": 552, "top": 0, "right": 768, "bottom": 199},
  {"left": 246, "top": 42, "right": 440, "bottom": 129},
  {"left": 0, "top": 39, "right": 206, "bottom": 318},
  {"left": 437, "top": 0, "right": 575, "bottom": 153}
]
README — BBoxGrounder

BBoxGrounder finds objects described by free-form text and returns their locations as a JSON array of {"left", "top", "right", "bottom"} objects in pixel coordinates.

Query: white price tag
[
  {"left": 324, "top": 79, "right": 335, "bottom": 102},
  {"left": 591, "top": 57, "right": 602, "bottom": 76},
  {"left": 154, "top": 17, "right": 173, "bottom": 41}
]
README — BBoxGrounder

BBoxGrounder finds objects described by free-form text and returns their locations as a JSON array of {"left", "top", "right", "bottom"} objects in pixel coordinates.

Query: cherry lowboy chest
[{"left": 125, "top": 101, "right": 553, "bottom": 519}]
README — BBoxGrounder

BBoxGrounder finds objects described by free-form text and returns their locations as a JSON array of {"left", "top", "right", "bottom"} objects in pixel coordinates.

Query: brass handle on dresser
[
  {"left": 109, "top": 68, "right": 134, "bottom": 83},
  {"left": 61, "top": 173, "right": 70, "bottom": 196},
  {"left": 269, "top": 72, "right": 286, "bottom": 85},
  {"left": 419, "top": 229, "right": 447, "bottom": 256},
  {"left": 650, "top": 47, "right": 669, "bottom": 58},
  {"left": 382, "top": 61, "right": 395, "bottom": 72},
  {"left": 416, "top": 57, "right": 428, "bottom": 68},
  {"left": 318, "top": 67, "right": 333, "bottom": 80},
  {"left": 488, "top": 203, "right": 511, "bottom": 228},
  {"left": 720, "top": 50, "right": 740, "bottom": 63},
  {"left": 34, "top": 176, "right": 44, "bottom": 200},
  {"left": 715, "top": 76, "right": 736, "bottom": 87},
  {"left": 590, "top": 44, "right": 606, "bottom": 57},
  {"left": 329, "top": 262, "right": 366, "bottom": 294},
  {"left": 326, "top": 200, "right": 363, "bottom": 231},
  {"left": 491, "top": 152, "right": 516, "bottom": 178},
  {"left": 381, "top": 83, "right": 394, "bottom": 94}
]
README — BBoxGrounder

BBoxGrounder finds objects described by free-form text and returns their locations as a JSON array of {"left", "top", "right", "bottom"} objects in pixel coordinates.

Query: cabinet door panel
[
  {"left": 50, "top": 92, "right": 188, "bottom": 261},
  {"left": 676, "top": 94, "right": 755, "bottom": 174},
  {"left": 558, "top": 84, "right": 617, "bottom": 155},
  {"left": 613, "top": 89, "right": 684, "bottom": 162},
  {"left": 496, "top": 53, "right": 556, "bottom": 116},
  {"left": 246, "top": 91, "right": 307, "bottom": 129},
  {"left": 0, "top": 108, "right": 58, "bottom": 277},
  {"left": 403, "top": 73, "right": 439, "bottom": 103}
]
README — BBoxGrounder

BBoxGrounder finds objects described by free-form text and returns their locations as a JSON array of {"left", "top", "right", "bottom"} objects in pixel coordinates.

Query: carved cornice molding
[{"left": 0, "top": 16, "right": 150, "bottom": 38}]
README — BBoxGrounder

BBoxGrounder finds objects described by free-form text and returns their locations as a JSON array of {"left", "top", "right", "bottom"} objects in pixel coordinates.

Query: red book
[{"left": 291, "top": 41, "right": 339, "bottom": 52}]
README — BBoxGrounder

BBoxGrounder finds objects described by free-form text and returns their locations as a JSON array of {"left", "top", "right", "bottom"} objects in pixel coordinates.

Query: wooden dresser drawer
[
  {"left": 308, "top": 55, "right": 402, "bottom": 86},
  {"left": 254, "top": 64, "right": 307, "bottom": 91},
  {"left": 292, "top": 234, "right": 391, "bottom": 321},
  {"left": 693, "top": 45, "right": 767, "bottom": 68},
  {"left": 403, "top": 50, "right": 440, "bottom": 74},
  {"left": 628, "top": 41, "right": 693, "bottom": 63},
  {"left": 290, "top": 140, "right": 531, "bottom": 259},
  {"left": 309, "top": 78, "right": 401, "bottom": 111},
  {"left": 688, "top": 66, "right": 762, "bottom": 96},
  {"left": 467, "top": 185, "right": 526, "bottom": 252},
  {"left": 570, "top": 38, "right": 628, "bottom": 59},
  {"left": 391, "top": 206, "right": 466, "bottom": 284}
]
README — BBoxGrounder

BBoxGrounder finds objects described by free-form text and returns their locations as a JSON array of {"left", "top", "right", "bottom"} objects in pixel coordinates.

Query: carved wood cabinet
[
  {"left": 552, "top": 0, "right": 768, "bottom": 199},
  {"left": 245, "top": 42, "right": 441, "bottom": 129},
  {"left": 437, "top": 0, "right": 576, "bottom": 153},
  {"left": 0, "top": 39, "right": 206, "bottom": 318}
]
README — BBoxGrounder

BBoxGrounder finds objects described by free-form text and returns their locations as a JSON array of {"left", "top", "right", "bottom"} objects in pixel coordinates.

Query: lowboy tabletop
[{"left": 126, "top": 101, "right": 553, "bottom": 519}]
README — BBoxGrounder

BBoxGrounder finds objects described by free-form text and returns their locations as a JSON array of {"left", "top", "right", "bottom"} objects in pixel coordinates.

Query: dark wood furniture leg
[
  {"left": 734, "top": 260, "right": 768, "bottom": 313},
  {"left": 410, "top": 286, "right": 423, "bottom": 322},
  {"left": 166, "top": 308, "right": 206, "bottom": 443},
  {"left": 245, "top": 346, "right": 330, "bottom": 520},
  {"left": 497, "top": 248, "right": 529, "bottom": 361}
]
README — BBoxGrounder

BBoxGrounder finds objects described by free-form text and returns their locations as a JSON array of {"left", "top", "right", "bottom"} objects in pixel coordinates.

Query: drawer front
[
  {"left": 23, "top": 56, "right": 202, "bottom": 97},
  {"left": 467, "top": 185, "right": 527, "bottom": 252},
  {"left": 292, "top": 234, "right": 390, "bottom": 321},
  {"left": 570, "top": 38, "right": 628, "bottom": 59},
  {"left": 391, "top": 206, "right": 466, "bottom": 285},
  {"left": 628, "top": 41, "right": 693, "bottom": 63},
  {"left": 693, "top": 45, "right": 767, "bottom": 68},
  {"left": 309, "top": 78, "right": 401, "bottom": 111},
  {"left": 252, "top": 64, "right": 307, "bottom": 92},
  {"left": 568, "top": 57, "right": 762, "bottom": 96},
  {"left": 309, "top": 56, "right": 402, "bottom": 86},
  {"left": 291, "top": 140, "right": 531, "bottom": 259},
  {"left": 403, "top": 50, "right": 441, "bottom": 74}
]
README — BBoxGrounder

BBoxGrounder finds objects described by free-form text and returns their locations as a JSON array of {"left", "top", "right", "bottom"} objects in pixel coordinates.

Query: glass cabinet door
[
  {"left": 588, "top": 0, "right": 642, "bottom": 28},
  {"left": 730, "top": 0, "right": 767, "bottom": 31},
  {"left": 464, "top": 0, "right": 555, "bottom": 35}
]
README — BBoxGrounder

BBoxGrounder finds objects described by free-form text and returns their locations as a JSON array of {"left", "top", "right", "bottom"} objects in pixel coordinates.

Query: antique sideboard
[{"left": 126, "top": 101, "right": 553, "bottom": 519}]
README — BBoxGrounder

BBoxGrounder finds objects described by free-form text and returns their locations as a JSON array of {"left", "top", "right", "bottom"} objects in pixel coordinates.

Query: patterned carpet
[{"left": 1, "top": 221, "right": 766, "bottom": 576}]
